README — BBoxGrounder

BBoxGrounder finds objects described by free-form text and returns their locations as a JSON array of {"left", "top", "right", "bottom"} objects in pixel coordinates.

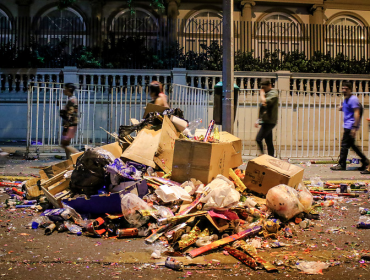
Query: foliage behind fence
[{"left": 1, "top": 17, "right": 370, "bottom": 72}]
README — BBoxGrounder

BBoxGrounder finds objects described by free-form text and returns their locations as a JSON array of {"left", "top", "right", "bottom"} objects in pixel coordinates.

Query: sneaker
[
  {"left": 358, "top": 160, "right": 370, "bottom": 171},
  {"left": 330, "top": 164, "right": 346, "bottom": 171},
  {"left": 360, "top": 170, "right": 370, "bottom": 174}
]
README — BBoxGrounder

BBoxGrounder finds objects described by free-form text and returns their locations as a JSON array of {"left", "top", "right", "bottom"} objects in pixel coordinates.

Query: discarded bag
[
  {"left": 70, "top": 148, "right": 115, "bottom": 196},
  {"left": 266, "top": 184, "right": 304, "bottom": 220},
  {"left": 120, "top": 193, "right": 151, "bottom": 227},
  {"left": 296, "top": 261, "right": 329, "bottom": 274},
  {"left": 200, "top": 175, "right": 240, "bottom": 210},
  {"left": 297, "top": 183, "right": 313, "bottom": 212}
]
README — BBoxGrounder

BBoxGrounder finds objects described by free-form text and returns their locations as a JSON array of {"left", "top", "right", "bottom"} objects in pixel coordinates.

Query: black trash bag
[
  {"left": 70, "top": 148, "right": 114, "bottom": 196},
  {"left": 118, "top": 107, "right": 185, "bottom": 140}
]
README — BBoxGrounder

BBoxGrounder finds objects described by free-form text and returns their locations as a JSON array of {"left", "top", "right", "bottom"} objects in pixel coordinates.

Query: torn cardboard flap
[
  {"left": 122, "top": 116, "right": 180, "bottom": 171},
  {"left": 243, "top": 155, "right": 304, "bottom": 195},
  {"left": 122, "top": 128, "right": 162, "bottom": 168},
  {"left": 143, "top": 103, "right": 169, "bottom": 119}
]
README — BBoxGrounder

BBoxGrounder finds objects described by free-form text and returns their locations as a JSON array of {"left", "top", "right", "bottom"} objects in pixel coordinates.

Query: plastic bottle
[
  {"left": 213, "top": 127, "right": 220, "bottom": 140},
  {"left": 359, "top": 207, "right": 370, "bottom": 215},
  {"left": 358, "top": 216, "right": 370, "bottom": 228},
  {"left": 321, "top": 200, "right": 335, "bottom": 207},
  {"left": 29, "top": 216, "right": 51, "bottom": 229},
  {"left": 187, "top": 118, "right": 202, "bottom": 133},
  {"left": 65, "top": 221, "right": 82, "bottom": 236}
]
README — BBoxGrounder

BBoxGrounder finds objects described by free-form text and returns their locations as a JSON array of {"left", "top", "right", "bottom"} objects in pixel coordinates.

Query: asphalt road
[{"left": 1, "top": 156, "right": 370, "bottom": 279}]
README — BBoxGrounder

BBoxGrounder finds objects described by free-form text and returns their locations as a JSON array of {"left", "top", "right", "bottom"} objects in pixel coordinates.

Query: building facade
[{"left": 1, "top": 0, "right": 370, "bottom": 69}]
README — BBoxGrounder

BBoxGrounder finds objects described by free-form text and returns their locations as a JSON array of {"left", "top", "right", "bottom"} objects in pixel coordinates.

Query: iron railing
[
  {"left": 1, "top": 17, "right": 370, "bottom": 69},
  {"left": 27, "top": 82, "right": 370, "bottom": 159}
]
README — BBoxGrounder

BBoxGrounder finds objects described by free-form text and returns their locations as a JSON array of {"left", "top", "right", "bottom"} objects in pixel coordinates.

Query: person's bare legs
[
  {"left": 64, "top": 145, "right": 79, "bottom": 159},
  {"left": 61, "top": 126, "right": 78, "bottom": 159}
]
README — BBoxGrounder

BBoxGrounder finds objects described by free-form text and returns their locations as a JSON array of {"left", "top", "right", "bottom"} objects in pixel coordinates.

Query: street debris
[{"left": 1, "top": 105, "right": 370, "bottom": 276}]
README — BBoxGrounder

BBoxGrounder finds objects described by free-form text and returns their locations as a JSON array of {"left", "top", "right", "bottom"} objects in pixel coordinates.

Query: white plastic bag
[
  {"left": 155, "top": 185, "right": 192, "bottom": 202},
  {"left": 310, "top": 176, "right": 323, "bottom": 189},
  {"left": 296, "top": 261, "right": 329, "bottom": 274},
  {"left": 266, "top": 184, "right": 304, "bottom": 220},
  {"left": 120, "top": 193, "right": 151, "bottom": 227},
  {"left": 297, "top": 183, "right": 313, "bottom": 212},
  {"left": 200, "top": 175, "right": 240, "bottom": 210}
]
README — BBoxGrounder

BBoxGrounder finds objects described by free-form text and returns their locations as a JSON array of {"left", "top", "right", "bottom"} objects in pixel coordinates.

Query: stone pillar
[
  {"left": 90, "top": 0, "right": 104, "bottom": 19},
  {"left": 172, "top": 68, "right": 187, "bottom": 85},
  {"left": 90, "top": 0, "right": 105, "bottom": 48},
  {"left": 310, "top": 5, "right": 325, "bottom": 57},
  {"left": 16, "top": 0, "right": 32, "bottom": 17},
  {"left": 240, "top": 1, "right": 255, "bottom": 53},
  {"left": 166, "top": 0, "right": 180, "bottom": 46},
  {"left": 63, "top": 66, "right": 79, "bottom": 85},
  {"left": 16, "top": 0, "right": 33, "bottom": 46},
  {"left": 276, "top": 70, "right": 291, "bottom": 93}
]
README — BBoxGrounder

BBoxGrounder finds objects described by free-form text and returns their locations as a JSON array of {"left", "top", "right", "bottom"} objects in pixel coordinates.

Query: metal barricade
[
  {"left": 26, "top": 83, "right": 153, "bottom": 153},
  {"left": 170, "top": 84, "right": 212, "bottom": 125},
  {"left": 26, "top": 83, "right": 212, "bottom": 154},
  {"left": 234, "top": 89, "right": 370, "bottom": 159}
]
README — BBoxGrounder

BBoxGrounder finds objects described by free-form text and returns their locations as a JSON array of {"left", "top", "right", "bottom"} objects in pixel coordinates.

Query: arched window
[
  {"left": 326, "top": 15, "right": 365, "bottom": 59},
  {"left": 0, "top": 8, "right": 11, "bottom": 42},
  {"left": 112, "top": 8, "right": 158, "bottom": 32},
  {"left": 110, "top": 8, "right": 158, "bottom": 50},
  {"left": 257, "top": 12, "right": 300, "bottom": 55},
  {"left": 37, "top": 7, "right": 85, "bottom": 51},
  {"left": 184, "top": 10, "right": 222, "bottom": 53}
]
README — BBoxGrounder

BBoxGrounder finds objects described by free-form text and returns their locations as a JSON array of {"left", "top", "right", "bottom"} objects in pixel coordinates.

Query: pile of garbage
[{"left": 2, "top": 106, "right": 369, "bottom": 274}]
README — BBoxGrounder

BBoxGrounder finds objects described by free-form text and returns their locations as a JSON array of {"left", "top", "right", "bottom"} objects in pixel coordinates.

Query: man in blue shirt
[{"left": 331, "top": 81, "right": 369, "bottom": 171}]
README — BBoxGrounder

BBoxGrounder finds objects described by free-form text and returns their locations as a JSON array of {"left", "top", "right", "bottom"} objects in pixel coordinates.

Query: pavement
[{"left": 1, "top": 153, "right": 370, "bottom": 279}]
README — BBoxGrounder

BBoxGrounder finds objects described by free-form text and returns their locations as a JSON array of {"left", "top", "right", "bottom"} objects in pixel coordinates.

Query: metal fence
[
  {"left": 1, "top": 17, "right": 370, "bottom": 69},
  {"left": 27, "top": 83, "right": 370, "bottom": 159},
  {"left": 235, "top": 89, "right": 370, "bottom": 159},
  {"left": 26, "top": 83, "right": 210, "bottom": 153}
]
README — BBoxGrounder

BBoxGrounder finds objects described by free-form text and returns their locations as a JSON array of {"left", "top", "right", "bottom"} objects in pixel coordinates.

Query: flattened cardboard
[
  {"left": 154, "top": 116, "right": 180, "bottom": 173},
  {"left": 206, "top": 213, "right": 229, "bottom": 232},
  {"left": 143, "top": 103, "right": 169, "bottom": 118},
  {"left": 122, "top": 116, "right": 179, "bottom": 171},
  {"left": 122, "top": 128, "right": 161, "bottom": 168},
  {"left": 243, "top": 155, "right": 304, "bottom": 195},
  {"left": 171, "top": 140, "right": 231, "bottom": 184},
  {"left": 219, "top": 132, "right": 243, "bottom": 168}
]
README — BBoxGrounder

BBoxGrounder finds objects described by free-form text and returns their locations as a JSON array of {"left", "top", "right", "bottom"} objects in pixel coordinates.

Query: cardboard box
[
  {"left": 122, "top": 116, "right": 180, "bottom": 172},
  {"left": 171, "top": 140, "right": 230, "bottom": 184},
  {"left": 243, "top": 155, "right": 304, "bottom": 195},
  {"left": 171, "top": 132, "right": 243, "bottom": 184}
]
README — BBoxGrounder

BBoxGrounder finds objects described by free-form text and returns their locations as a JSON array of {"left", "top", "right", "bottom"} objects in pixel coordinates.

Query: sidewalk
[{"left": 1, "top": 152, "right": 370, "bottom": 181}]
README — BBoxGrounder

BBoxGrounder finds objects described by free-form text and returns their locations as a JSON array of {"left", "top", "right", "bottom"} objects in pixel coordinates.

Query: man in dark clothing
[
  {"left": 331, "top": 81, "right": 369, "bottom": 171},
  {"left": 60, "top": 83, "right": 79, "bottom": 159},
  {"left": 254, "top": 79, "right": 279, "bottom": 157}
]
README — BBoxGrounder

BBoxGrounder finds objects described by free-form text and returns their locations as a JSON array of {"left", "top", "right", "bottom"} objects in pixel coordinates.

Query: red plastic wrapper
[
  {"left": 187, "top": 226, "right": 262, "bottom": 258},
  {"left": 224, "top": 246, "right": 259, "bottom": 269}
]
